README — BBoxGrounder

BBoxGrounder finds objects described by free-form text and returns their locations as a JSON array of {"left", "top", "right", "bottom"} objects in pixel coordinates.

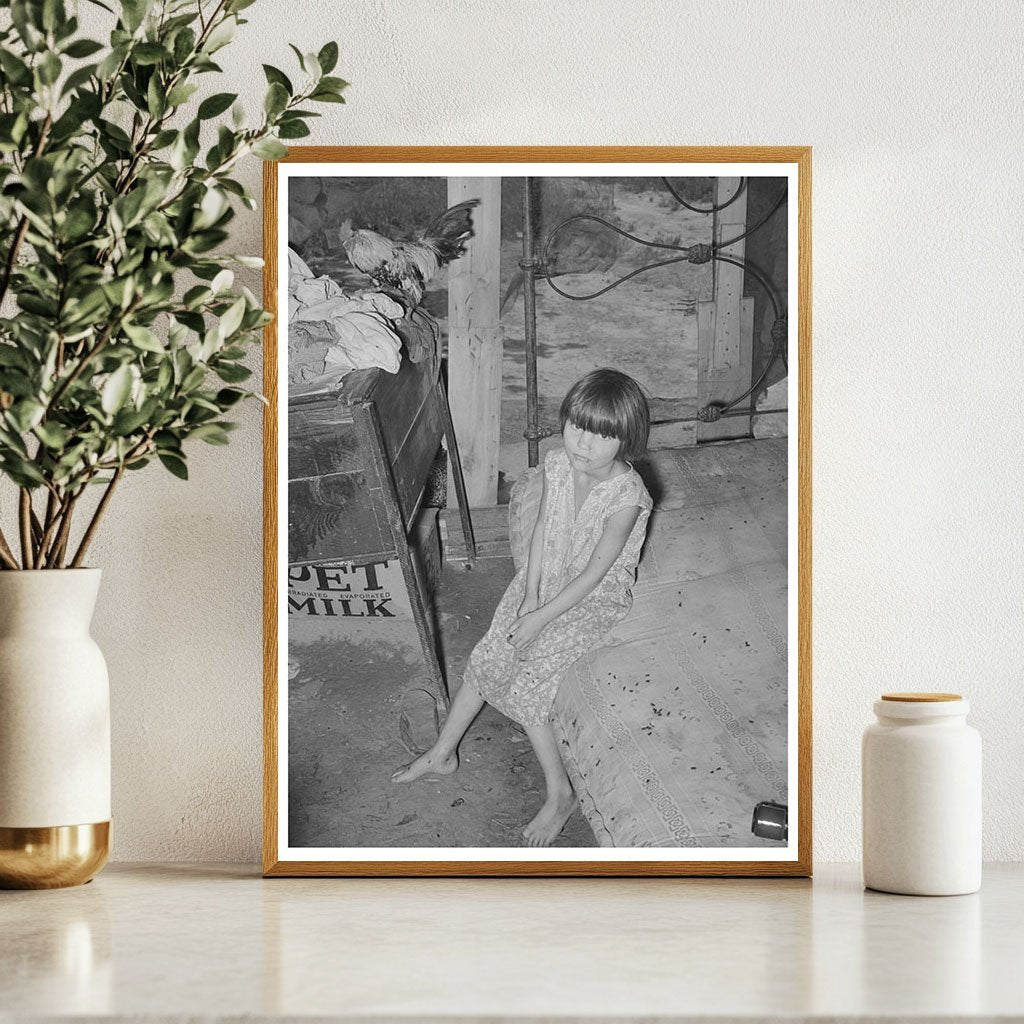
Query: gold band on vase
[{"left": 0, "top": 821, "right": 110, "bottom": 889}]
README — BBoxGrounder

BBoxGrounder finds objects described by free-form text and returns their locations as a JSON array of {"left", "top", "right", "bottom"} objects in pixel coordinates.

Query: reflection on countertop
[{"left": 2, "top": 862, "right": 1020, "bottom": 1019}]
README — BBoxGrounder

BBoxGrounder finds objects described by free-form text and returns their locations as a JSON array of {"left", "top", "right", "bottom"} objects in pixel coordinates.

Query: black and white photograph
[{"left": 266, "top": 150, "right": 810, "bottom": 874}]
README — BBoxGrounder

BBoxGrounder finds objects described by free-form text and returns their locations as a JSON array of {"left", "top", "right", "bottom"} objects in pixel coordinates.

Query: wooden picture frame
[{"left": 263, "top": 147, "right": 812, "bottom": 876}]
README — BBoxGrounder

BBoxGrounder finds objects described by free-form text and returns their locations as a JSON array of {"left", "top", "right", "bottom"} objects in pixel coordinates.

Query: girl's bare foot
[
  {"left": 391, "top": 748, "right": 458, "bottom": 783},
  {"left": 522, "top": 786, "right": 577, "bottom": 847}
]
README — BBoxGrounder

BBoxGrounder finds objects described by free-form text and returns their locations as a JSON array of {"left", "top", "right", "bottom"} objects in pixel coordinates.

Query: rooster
[{"left": 326, "top": 199, "right": 479, "bottom": 307}]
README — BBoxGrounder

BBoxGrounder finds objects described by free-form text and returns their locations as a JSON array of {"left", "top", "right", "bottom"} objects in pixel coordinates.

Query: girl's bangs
[{"left": 567, "top": 401, "right": 623, "bottom": 440}]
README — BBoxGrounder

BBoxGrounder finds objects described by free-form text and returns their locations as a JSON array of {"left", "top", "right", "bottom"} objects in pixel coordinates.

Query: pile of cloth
[{"left": 287, "top": 249, "right": 438, "bottom": 388}]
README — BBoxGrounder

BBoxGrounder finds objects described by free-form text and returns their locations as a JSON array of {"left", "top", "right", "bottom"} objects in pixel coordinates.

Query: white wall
[{"left": 69, "top": 0, "right": 1024, "bottom": 862}]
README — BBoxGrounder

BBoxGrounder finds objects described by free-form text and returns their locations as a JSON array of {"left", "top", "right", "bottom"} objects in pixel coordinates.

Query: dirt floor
[{"left": 288, "top": 552, "right": 597, "bottom": 848}]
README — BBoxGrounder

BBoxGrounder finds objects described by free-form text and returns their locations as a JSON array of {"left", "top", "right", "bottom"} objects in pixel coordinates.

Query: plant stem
[
  {"left": 18, "top": 489, "right": 34, "bottom": 569},
  {"left": 45, "top": 491, "right": 79, "bottom": 569},
  {"left": 29, "top": 507, "right": 44, "bottom": 544},
  {"left": 36, "top": 487, "right": 66, "bottom": 566},
  {"left": 43, "top": 489, "right": 57, "bottom": 533},
  {"left": 0, "top": 527, "right": 20, "bottom": 570},
  {"left": 70, "top": 466, "right": 124, "bottom": 568}
]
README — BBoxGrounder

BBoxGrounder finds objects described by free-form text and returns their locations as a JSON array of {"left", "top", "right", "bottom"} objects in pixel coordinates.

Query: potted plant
[{"left": 0, "top": 0, "right": 345, "bottom": 887}]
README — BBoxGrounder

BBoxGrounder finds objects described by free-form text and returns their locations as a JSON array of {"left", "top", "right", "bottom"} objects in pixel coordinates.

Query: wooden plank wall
[
  {"left": 697, "top": 177, "right": 754, "bottom": 442},
  {"left": 447, "top": 177, "right": 503, "bottom": 507}
]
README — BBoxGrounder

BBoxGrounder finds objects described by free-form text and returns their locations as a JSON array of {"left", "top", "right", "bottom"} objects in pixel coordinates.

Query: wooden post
[
  {"left": 697, "top": 177, "right": 754, "bottom": 442},
  {"left": 446, "top": 177, "right": 502, "bottom": 507}
]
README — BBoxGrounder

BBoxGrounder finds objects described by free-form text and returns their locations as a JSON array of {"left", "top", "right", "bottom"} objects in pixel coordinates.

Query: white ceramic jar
[{"left": 862, "top": 692, "right": 981, "bottom": 896}]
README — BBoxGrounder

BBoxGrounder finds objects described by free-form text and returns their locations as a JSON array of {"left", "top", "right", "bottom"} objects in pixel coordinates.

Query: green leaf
[
  {"left": 217, "top": 296, "right": 246, "bottom": 339},
  {"left": 155, "top": 429, "right": 182, "bottom": 452},
  {"left": 150, "top": 128, "right": 177, "bottom": 149},
  {"left": 0, "top": 346, "right": 30, "bottom": 370},
  {"left": 203, "top": 16, "right": 236, "bottom": 53},
  {"left": 0, "top": 50, "right": 33, "bottom": 86},
  {"left": 180, "top": 364, "right": 206, "bottom": 391},
  {"left": 57, "top": 13, "right": 78, "bottom": 41},
  {"left": 264, "top": 82, "right": 288, "bottom": 118},
  {"left": 172, "top": 27, "right": 196, "bottom": 65},
  {"left": 10, "top": 1, "right": 45, "bottom": 52},
  {"left": 96, "top": 43, "right": 127, "bottom": 81},
  {"left": 214, "top": 362, "right": 251, "bottom": 383},
  {"left": 123, "top": 322, "right": 164, "bottom": 353},
  {"left": 228, "top": 254, "right": 263, "bottom": 269},
  {"left": 318, "top": 75, "right": 349, "bottom": 93},
  {"left": 114, "top": 187, "right": 148, "bottom": 229},
  {"left": 0, "top": 422, "right": 30, "bottom": 456},
  {"left": 251, "top": 137, "right": 287, "bottom": 160},
  {"left": 9, "top": 399, "right": 45, "bottom": 432},
  {"left": 262, "top": 64, "right": 292, "bottom": 94},
  {"left": 299, "top": 50, "right": 320, "bottom": 80},
  {"left": 158, "top": 452, "right": 188, "bottom": 479},
  {"left": 63, "top": 38, "right": 104, "bottom": 58},
  {"left": 17, "top": 292, "right": 58, "bottom": 317},
  {"left": 101, "top": 365, "right": 133, "bottom": 415},
  {"left": 210, "top": 268, "right": 234, "bottom": 294},
  {"left": 147, "top": 74, "right": 166, "bottom": 117},
  {"left": 0, "top": 366, "right": 38, "bottom": 399},
  {"left": 182, "top": 285, "right": 212, "bottom": 309},
  {"left": 60, "top": 63, "right": 98, "bottom": 96},
  {"left": 34, "top": 421, "right": 70, "bottom": 448},
  {"left": 38, "top": 51, "right": 63, "bottom": 86},
  {"left": 98, "top": 118, "right": 132, "bottom": 148},
  {"left": 112, "top": 405, "right": 151, "bottom": 435},
  {"left": 42, "top": 0, "right": 67, "bottom": 33},
  {"left": 277, "top": 120, "right": 310, "bottom": 140},
  {"left": 101, "top": 277, "right": 134, "bottom": 308},
  {"left": 309, "top": 88, "right": 346, "bottom": 104},
  {"left": 215, "top": 388, "right": 247, "bottom": 408},
  {"left": 189, "top": 422, "right": 231, "bottom": 445},
  {"left": 133, "top": 42, "right": 169, "bottom": 66},
  {"left": 317, "top": 41, "right": 339, "bottom": 75},
  {"left": 166, "top": 82, "right": 199, "bottom": 107},
  {"left": 1, "top": 455, "right": 46, "bottom": 487},
  {"left": 121, "top": 0, "right": 151, "bottom": 33},
  {"left": 156, "top": 359, "right": 173, "bottom": 392},
  {"left": 198, "top": 91, "right": 236, "bottom": 119}
]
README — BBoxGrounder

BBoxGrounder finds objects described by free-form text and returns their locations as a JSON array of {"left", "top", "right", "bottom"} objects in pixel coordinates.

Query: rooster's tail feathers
[{"left": 421, "top": 198, "right": 480, "bottom": 263}]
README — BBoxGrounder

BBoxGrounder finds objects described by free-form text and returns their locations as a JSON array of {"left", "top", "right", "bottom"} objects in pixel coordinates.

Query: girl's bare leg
[
  {"left": 391, "top": 680, "right": 485, "bottom": 782},
  {"left": 522, "top": 722, "right": 577, "bottom": 846}
]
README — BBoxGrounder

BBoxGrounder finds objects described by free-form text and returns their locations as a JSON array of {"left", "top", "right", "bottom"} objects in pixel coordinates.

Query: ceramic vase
[{"left": 0, "top": 569, "right": 111, "bottom": 888}]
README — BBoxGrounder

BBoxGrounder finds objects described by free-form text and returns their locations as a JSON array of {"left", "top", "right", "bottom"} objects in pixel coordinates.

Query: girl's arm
[
  {"left": 508, "top": 504, "right": 640, "bottom": 650},
  {"left": 518, "top": 469, "right": 548, "bottom": 614}
]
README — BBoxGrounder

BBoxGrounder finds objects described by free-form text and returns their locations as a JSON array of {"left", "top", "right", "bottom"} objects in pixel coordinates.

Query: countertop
[{"left": 2, "top": 862, "right": 1022, "bottom": 1021}]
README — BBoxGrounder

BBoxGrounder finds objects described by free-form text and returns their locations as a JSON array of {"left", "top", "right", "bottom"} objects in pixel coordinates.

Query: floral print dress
[{"left": 464, "top": 447, "right": 653, "bottom": 727}]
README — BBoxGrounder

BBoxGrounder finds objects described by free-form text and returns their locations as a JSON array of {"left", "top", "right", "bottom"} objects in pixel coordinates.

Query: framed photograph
[{"left": 263, "top": 147, "right": 811, "bottom": 876}]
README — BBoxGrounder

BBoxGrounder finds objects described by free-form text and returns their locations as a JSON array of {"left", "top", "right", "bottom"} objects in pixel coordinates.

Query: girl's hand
[
  {"left": 507, "top": 610, "right": 547, "bottom": 652},
  {"left": 517, "top": 592, "right": 540, "bottom": 617}
]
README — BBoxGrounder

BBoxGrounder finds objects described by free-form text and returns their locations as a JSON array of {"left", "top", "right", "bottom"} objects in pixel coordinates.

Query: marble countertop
[{"left": 2, "top": 862, "right": 1021, "bottom": 1021}]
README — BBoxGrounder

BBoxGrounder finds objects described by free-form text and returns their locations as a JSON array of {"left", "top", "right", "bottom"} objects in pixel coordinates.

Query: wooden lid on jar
[{"left": 881, "top": 692, "right": 962, "bottom": 702}]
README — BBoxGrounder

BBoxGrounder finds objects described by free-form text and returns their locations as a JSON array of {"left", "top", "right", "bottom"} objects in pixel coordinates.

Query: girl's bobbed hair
[{"left": 559, "top": 368, "right": 650, "bottom": 463}]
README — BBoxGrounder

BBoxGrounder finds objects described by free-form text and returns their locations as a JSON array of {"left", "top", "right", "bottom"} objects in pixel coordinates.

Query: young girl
[{"left": 393, "top": 368, "right": 653, "bottom": 847}]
